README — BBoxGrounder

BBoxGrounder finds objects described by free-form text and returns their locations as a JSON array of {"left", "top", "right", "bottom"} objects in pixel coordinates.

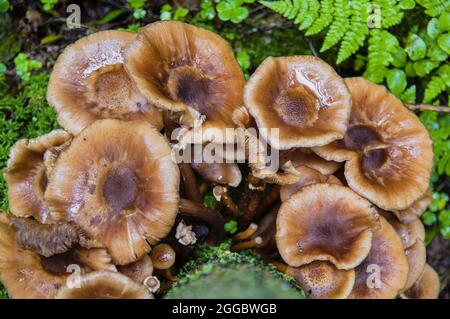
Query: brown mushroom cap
[
  {"left": 124, "top": 21, "right": 245, "bottom": 144},
  {"left": 401, "top": 264, "right": 440, "bottom": 299},
  {"left": 191, "top": 162, "right": 242, "bottom": 187},
  {"left": 0, "top": 212, "right": 72, "bottom": 298},
  {"left": 276, "top": 183, "right": 379, "bottom": 270},
  {"left": 313, "top": 77, "right": 433, "bottom": 211},
  {"left": 348, "top": 216, "right": 409, "bottom": 299},
  {"left": 3, "top": 130, "right": 71, "bottom": 223},
  {"left": 280, "top": 166, "right": 342, "bottom": 202},
  {"left": 74, "top": 247, "right": 116, "bottom": 272},
  {"left": 47, "top": 30, "right": 163, "bottom": 135},
  {"left": 244, "top": 56, "right": 351, "bottom": 149},
  {"left": 281, "top": 148, "right": 341, "bottom": 175},
  {"left": 402, "top": 240, "right": 426, "bottom": 291},
  {"left": 151, "top": 243, "right": 176, "bottom": 270},
  {"left": 379, "top": 211, "right": 425, "bottom": 249},
  {"left": 286, "top": 261, "right": 355, "bottom": 299},
  {"left": 55, "top": 271, "right": 153, "bottom": 299},
  {"left": 45, "top": 119, "right": 180, "bottom": 265},
  {"left": 392, "top": 188, "right": 432, "bottom": 223},
  {"left": 117, "top": 255, "right": 153, "bottom": 284}
]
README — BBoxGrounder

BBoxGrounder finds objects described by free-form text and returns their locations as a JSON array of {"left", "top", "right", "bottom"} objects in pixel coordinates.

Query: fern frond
[
  {"left": 259, "top": 0, "right": 300, "bottom": 18},
  {"left": 293, "top": 0, "right": 309, "bottom": 25},
  {"left": 299, "top": 0, "right": 320, "bottom": 30},
  {"left": 337, "top": 0, "right": 369, "bottom": 64},
  {"left": 417, "top": 0, "right": 450, "bottom": 17},
  {"left": 375, "top": 0, "right": 404, "bottom": 28},
  {"left": 320, "top": 0, "right": 351, "bottom": 52},
  {"left": 363, "top": 29, "right": 399, "bottom": 83},
  {"left": 305, "top": 0, "right": 334, "bottom": 35},
  {"left": 424, "top": 65, "right": 450, "bottom": 103}
]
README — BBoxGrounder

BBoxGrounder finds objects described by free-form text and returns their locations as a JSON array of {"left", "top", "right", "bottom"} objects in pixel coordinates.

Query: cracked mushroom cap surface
[
  {"left": 348, "top": 216, "right": 409, "bottom": 299},
  {"left": 244, "top": 56, "right": 351, "bottom": 149},
  {"left": 3, "top": 130, "right": 71, "bottom": 223},
  {"left": 0, "top": 212, "right": 78, "bottom": 298},
  {"left": 313, "top": 77, "right": 433, "bottom": 211},
  {"left": 401, "top": 264, "right": 440, "bottom": 299},
  {"left": 276, "top": 183, "right": 379, "bottom": 270},
  {"left": 47, "top": 30, "right": 163, "bottom": 135},
  {"left": 280, "top": 166, "right": 342, "bottom": 202},
  {"left": 124, "top": 21, "right": 245, "bottom": 144},
  {"left": 55, "top": 271, "right": 153, "bottom": 299},
  {"left": 44, "top": 119, "right": 180, "bottom": 265},
  {"left": 286, "top": 261, "right": 355, "bottom": 299}
]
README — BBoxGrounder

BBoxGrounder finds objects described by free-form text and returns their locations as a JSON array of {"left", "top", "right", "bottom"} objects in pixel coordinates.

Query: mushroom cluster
[{"left": 0, "top": 21, "right": 440, "bottom": 299}]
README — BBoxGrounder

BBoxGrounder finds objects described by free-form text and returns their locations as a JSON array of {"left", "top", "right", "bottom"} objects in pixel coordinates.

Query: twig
[{"left": 406, "top": 104, "right": 450, "bottom": 113}]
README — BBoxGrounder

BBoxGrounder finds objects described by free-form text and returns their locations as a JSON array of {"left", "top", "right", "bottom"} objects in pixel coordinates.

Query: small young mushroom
[
  {"left": 124, "top": 21, "right": 246, "bottom": 144},
  {"left": 392, "top": 189, "right": 433, "bottom": 223},
  {"left": 280, "top": 166, "right": 342, "bottom": 202},
  {"left": 313, "top": 77, "right": 433, "bottom": 211},
  {"left": 348, "top": 217, "right": 409, "bottom": 299},
  {"left": 117, "top": 255, "right": 153, "bottom": 284},
  {"left": 402, "top": 240, "right": 427, "bottom": 292},
  {"left": 191, "top": 163, "right": 242, "bottom": 188},
  {"left": 274, "top": 261, "right": 355, "bottom": 299},
  {"left": 54, "top": 271, "right": 153, "bottom": 299},
  {"left": 44, "top": 119, "right": 180, "bottom": 265},
  {"left": 244, "top": 56, "right": 351, "bottom": 149},
  {"left": 47, "top": 30, "right": 163, "bottom": 135},
  {"left": 276, "top": 184, "right": 379, "bottom": 270},
  {"left": 151, "top": 243, "right": 177, "bottom": 281},
  {"left": 401, "top": 264, "right": 440, "bottom": 299},
  {"left": 3, "top": 129, "right": 71, "bottom": 223}
]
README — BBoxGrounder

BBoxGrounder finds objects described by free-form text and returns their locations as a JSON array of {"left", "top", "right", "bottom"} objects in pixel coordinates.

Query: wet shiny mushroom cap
[
  {"left": 44, "top": 119, "right": 180, "bottom": 265},
  {"left": 286, "top": 261, "right": 355, "bottom": 299},
  {"left": 348, "top": 217, "right": 409, "bottom": 299},
  {"left": 276, "top": 183, "right": 379, "bottom": 270},
  {"left": 117, "top": 255, "right": 153, "bottom": 284},
  {"left": 47, "top": 30, "right": 163, "bottom": 135},
  {"left": 3, "top": 130, "right": 71, "bottom": 223},
  {"left": 380, "top": 211, "right": 425, "bottom": 249},
  {"left": 0, "top": 212, "right": 75, "bottom": 298},
  {"left": 55, "top": 271, "right": 153, "bottom": 299},
  {"left": 244, "top": 56, "right": 351, "bottom": 149},
  {"left": 191, "top": 162, "right": 242, "bottom": 187},
  {"left": 401, "top": 264, "right": 440, "bottom": 299},
  {"left": 124, "top": 21, "right": 245, "bottom": 143},
  {"left": 314, "top": 77, "right": 433, "bottom": 211}
]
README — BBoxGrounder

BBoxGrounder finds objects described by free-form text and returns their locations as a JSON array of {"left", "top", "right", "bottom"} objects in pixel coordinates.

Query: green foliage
[
  {"left": 422, "top": 192, "right": 450, "bottom": 244},
  {"left": 0, "top": 0, "right": 9, "bottom": 12},
  {"left": 40, "top": 0, "right": 58, "bottom": 12},
  {"left": 166, "top": 241, "right": 306, "bottom": 298},
  {"left": 128, "top": 0, "right": 146, "bottom": 20},
  {"left": 217, "top": 0, "right": 255, "bottom": 23},
  {"left": 160, "top": 4, "right": 190, "bottom": 21},
  {"left": 224, "top": 220, "right": 238, "bottom": 234},
  {"left": 203, "top": 190, "right": 218, "bottom": 209},
  {"left": 13, "top": 53, "right": 42, "bottom": 82},
  {"left": 198, "top": 0, "right": 216, "bottom": 20}
]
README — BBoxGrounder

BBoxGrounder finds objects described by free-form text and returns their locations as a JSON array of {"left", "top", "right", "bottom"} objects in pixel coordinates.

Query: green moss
[{"left": 165, "top": 241, "right": 306, "bottom": 299}]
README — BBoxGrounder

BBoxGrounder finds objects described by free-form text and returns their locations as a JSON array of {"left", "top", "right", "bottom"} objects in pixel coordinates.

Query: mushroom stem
[
  {"left": 213, "top": 185, "right": 239, "bottom": 218},
  {"left": 179, "top": 198, "right": 226, "bottom": 241},
  {"left": 144, "top": 275, "right": 161, "bottom": 293},
  {"left": 179, "top": 163, "right": 202, "bottom": 203},
  {"left": 230, "top": 236, "right": 264, "bottom": 251},
  {"left": 163, "top": 110, "right": 179, "bottom": 142},
  {"left": 271, "top": 261, "right": 289, "bottom": 274},
  {"left": 199, "top": 182, "right": 208, "bottom": 196},
  {"left": 254, "top": 185, "right": 281, "bottom": 221},
  {"left": 406, "top": 104, "right": 450, "bottom": 113},
  {"left": 233, "top": 223, "right": 258, "bottom": 241}
]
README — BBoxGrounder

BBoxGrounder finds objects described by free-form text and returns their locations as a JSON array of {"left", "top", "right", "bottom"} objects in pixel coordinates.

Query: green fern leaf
[
  {"left": 305, "top": 0, "right": 334, "bottom": 35},
  {"left": 320, "top": 0, "right": 351, "bottom": 52},
  {"left": 417, "top": 0, "right": 450, "bottom": 17},
  {"left": 293, "top": 0, "right": 309, "bottom": 25},
  {"left": 375, "top": 0, "right": 404, "bottom": 28},
  {"left": 299, "top": 0, "right": 320, "bottom": 30},
  {"left": 337, "top": 0, "right": 369, "bottom": 64},
  {"left": 424, "top": 65, "right": 450, "bottom": 102}
]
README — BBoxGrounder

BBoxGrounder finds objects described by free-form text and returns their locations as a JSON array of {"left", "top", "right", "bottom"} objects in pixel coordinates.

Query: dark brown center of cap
[
  {"left": 167, "top": 66, "right": 210, "bottom": 114},
  {"left": 103, "top": 166, "right": 138, "bottom": 213},
  {"left": 40, "top": 250, "right": 80, "bottom": 276},
  {"left": 274, "top": 85, "right": 320, "bottom": 127},
  {"left": 344, "top": 125, "right": 388, "bottom": 171}
]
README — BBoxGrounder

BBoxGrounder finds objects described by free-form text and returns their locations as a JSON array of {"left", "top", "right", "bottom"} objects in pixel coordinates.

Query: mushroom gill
[
  {"left": 244, "top": 56, "right": 351, "bottom": 149},
  {"left": 44, "top": 119, "right": 180, "bottom": 265},
  {"left": 3, "top": 130, "right": 71, "bottom": 223},
  {"left": 313, "top": 77, "right": 433, "bottom": 211},
  {"left": 124, "top": 21, "right": 246, "bottom": 144},
  {"left": 276, "top": 183, "right": 380, "bottom": 270},
  {"left": 47, "top": 30, "right": 163, "bottom": 135}
]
